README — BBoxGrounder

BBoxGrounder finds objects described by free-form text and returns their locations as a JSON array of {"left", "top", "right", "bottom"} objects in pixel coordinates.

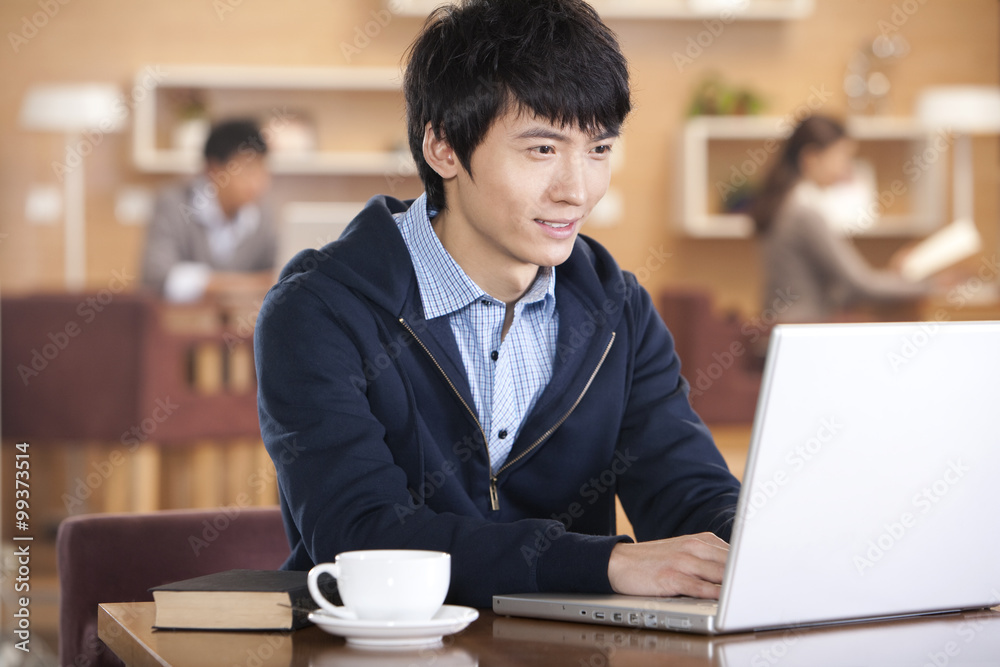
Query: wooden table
[{"left": 99, "top": 601, "right": 1000, "bottom": 666}]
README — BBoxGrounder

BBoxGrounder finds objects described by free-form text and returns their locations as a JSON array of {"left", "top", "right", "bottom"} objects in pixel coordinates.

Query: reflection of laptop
[
  {"left": 494, "top": 321, "right": 1000, "bottom": 635},
  {"left": 492, "top": 608, "right": 1000, "bottom": 665}
]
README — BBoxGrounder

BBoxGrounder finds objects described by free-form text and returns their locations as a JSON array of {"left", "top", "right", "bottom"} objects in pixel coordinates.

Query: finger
[
  {"left": 689, "top": 531, "right": 730, "bottom": 549},
  {"left": 680, "top": 534, "right": 731, "bottom": 564},
  {"left": 652, "top": 549, "right": 726, "bottom": 590},
  {"left": 655, "top": 567, "right": 724, "bottom": 599},
  {"left": 679, "top": 577, "right": 723, "bottom": 600},
  {"left": 677, "top": 550, "right": 727, "bottom": 585}
]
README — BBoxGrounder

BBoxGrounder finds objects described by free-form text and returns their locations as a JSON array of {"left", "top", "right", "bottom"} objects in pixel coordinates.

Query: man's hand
[{"left": 608, "top": 533, "right": 730, "bottom": 599}]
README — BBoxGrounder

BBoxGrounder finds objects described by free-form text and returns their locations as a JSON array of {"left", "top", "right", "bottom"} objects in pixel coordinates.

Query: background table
[{"left": 99, "top": 601, "right": 1000, "bottom": 666}]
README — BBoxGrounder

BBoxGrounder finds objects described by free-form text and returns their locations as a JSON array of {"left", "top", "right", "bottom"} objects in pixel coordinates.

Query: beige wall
[{"left": 1, "top": 0, "right": 997, "bottom": 316}]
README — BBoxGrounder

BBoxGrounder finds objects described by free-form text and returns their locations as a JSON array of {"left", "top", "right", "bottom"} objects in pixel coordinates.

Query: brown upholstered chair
[
  {"left": 657, "top": 288, "right": 763, "bottom": 424},
  {"left": 57, "top": 507, "right": 289, "bottom": 667}
]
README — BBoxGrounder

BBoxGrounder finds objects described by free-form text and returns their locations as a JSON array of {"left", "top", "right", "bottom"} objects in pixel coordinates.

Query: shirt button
[
  {"left": 481, "top": 299, "right": 491, "bottom": 306},
  {"left": 498, "top": 429, "right": 508, "bottom": 439},
  {"left": 490, "top": 350, "right": 499, "bottom": 361}
]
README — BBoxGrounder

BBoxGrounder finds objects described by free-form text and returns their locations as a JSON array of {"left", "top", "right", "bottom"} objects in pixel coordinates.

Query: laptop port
[
  {"left": 628, "top": 613, "right": 640, "bottom": 625},
  {"left": 593, "top": 612, "right": 605, "bottom": 620},
  {"left": 612, "top": 612, "right": 623, "bottom": 622},
  {"left": 643, "top": 613, "right": 658, "bottom": 628}
]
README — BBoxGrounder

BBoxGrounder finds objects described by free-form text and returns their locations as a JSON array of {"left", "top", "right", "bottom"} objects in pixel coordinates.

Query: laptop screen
[{"left": 718, "top": 321, "right": 1000, "bottom": 632}]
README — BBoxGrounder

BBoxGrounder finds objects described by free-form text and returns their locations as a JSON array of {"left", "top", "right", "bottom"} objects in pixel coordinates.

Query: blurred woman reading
[{"left": 751, "top": 115, "right": 930, "bottom": 325}]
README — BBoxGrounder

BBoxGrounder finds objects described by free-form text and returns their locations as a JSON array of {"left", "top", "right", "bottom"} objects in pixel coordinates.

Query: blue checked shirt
[{"left": 396, "top": 194, "right": 559, "bottom": 470}]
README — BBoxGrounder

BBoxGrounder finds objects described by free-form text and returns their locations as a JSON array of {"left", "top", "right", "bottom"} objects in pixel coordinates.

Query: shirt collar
[{"left": 396, "top": 193, "right": 556, "bottom": 321}]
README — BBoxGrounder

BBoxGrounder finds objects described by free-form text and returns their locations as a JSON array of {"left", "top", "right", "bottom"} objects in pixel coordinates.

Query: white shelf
[
  {"left": 677, "top": 115, "right": 946, "bottom": 239},
  {"left": 137, "top": 148, "right": 416, "bottom": 176},
  {"left": 390, "top": 0, "right": 814, "bottom": 20},
  {"left": 131, "top": 65, "right": 413, "bottom": 176},
  {"left": 137, "top": 64, "right": 403, "bottom": 90}
]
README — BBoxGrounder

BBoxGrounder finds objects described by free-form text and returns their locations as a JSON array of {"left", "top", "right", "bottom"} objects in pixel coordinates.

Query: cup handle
[{"left": 307, "top": 563, "right": 356, "bottom": 619}]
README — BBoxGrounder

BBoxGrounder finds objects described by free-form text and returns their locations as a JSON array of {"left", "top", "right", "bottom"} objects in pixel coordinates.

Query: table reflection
[{"left": 492, "top": 608, "right": 1000, "bottom": 666}]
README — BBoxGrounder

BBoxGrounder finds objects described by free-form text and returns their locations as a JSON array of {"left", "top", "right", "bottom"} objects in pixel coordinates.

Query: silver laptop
[{"left": 494, "top": 321, "right": 1000, "bottom": 634}]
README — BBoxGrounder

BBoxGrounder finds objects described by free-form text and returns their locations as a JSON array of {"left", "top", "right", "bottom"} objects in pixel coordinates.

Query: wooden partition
[{"left": 1, "top": 293, "right": 278, "bottom": 523}]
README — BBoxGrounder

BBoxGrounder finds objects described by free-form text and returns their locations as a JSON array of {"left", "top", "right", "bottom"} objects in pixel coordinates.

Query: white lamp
[
  {"left": 20, "top": 84, "right": 124, "bottom": 291},
  {"left": 916, "top": 86, "right": 1000, "bottom": 226}
]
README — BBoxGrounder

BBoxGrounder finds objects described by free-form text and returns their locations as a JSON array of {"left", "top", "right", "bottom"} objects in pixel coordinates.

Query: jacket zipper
[
  {"left": 493, "top": 332, "right": 616, "bottom": 480},
  {"left": 399, "top": 319, "right": 496, "bottom": 506},
  {"left": 400, "top": 318, "right": 614, "bottom": 511}
]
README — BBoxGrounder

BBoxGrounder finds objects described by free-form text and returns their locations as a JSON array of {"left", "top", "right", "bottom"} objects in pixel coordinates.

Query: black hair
[
  {"left": 404, "top": 0, "right": 632, "bottom": 211},
  {"left": 750, "top": 115, "right": 846, "bottom": 235},
  {"left": 203, "top": 119, "right": 268, "bottom": 164}
]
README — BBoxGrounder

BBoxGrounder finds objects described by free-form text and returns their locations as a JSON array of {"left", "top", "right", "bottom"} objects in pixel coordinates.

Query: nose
[{"left": 549, "top": 154, "right": 586, "bottom": 206}]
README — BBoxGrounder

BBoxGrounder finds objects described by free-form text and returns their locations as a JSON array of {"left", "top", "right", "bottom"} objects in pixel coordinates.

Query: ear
[{"left": 422, "top": 122, "right": 460, "bottom": 179}]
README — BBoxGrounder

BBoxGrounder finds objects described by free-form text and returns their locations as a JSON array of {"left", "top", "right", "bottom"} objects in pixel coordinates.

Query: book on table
[{"left": 150, "top": 569, "right": 336, "bottom": 631}]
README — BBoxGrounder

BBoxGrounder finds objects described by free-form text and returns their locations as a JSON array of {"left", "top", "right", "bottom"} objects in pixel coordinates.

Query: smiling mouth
[{"left": 536, "top": 219, "right": 575, "bottom": 229}]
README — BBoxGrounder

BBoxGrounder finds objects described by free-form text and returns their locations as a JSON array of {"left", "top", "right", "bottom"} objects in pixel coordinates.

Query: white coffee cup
[{"left": 308, "top": 550, "right": 451, "bottom": 621}]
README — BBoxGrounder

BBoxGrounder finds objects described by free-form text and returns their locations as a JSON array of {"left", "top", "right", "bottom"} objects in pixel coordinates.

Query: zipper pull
[{"left": 489, "top": 476, "right": 500, "bottom": 511}]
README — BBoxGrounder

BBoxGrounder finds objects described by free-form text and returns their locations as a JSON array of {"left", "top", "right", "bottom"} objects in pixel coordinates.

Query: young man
[
  {"left": 141, "top": 119, "right": 276, "bottom": 302},
  {"left": 255, "top": 0, "right": 740, "bottom": 608}
]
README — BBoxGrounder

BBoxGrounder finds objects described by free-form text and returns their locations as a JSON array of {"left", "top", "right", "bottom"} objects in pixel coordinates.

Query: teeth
[{"left": 539, "top": 220, "right": 570, "bottom": 229}]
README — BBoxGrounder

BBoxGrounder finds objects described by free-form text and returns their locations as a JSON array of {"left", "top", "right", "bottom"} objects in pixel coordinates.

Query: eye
[
  {"left": 591, "top": 144, "right": 613, "bottom": 155},
  {"left": 533, "top": 145, "right": 555, "bottom": 155}
]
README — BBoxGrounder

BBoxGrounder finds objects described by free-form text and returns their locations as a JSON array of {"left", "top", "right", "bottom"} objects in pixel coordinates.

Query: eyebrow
[{"left": 513, "top": 126, "right": 620, "bottom": 143}]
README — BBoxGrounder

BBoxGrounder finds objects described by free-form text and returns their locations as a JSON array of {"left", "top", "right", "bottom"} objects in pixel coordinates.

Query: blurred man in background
[{"left": 141, "top": 119, "right": 276, "bottom": 302}]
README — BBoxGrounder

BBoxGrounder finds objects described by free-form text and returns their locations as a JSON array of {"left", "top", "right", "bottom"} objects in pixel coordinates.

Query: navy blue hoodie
[{"left": 255, "top": 195, "right": 740, "bottom": 608}]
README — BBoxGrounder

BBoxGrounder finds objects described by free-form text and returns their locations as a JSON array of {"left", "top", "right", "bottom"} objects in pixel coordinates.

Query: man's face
[
  {"left": 208, "top": 151, "right": 271, "bottom": 215},
  {"left": 438, "top": 109, "right": 617, "bottom": 279}
]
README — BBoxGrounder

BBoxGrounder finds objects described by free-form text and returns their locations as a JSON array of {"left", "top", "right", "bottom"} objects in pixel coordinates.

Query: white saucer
[{"left": 308, "top": 605, "right": 479, "bottom": 648}]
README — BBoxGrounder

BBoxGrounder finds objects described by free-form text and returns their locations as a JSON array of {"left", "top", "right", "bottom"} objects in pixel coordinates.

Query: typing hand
[{"left": 607, "top": 533, "right": 729, "bottom": 600}]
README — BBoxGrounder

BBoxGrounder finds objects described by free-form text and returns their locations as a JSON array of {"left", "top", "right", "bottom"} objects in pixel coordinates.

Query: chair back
[{"left": 57, "top": 507, "right": 289, "bottom": 667}]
